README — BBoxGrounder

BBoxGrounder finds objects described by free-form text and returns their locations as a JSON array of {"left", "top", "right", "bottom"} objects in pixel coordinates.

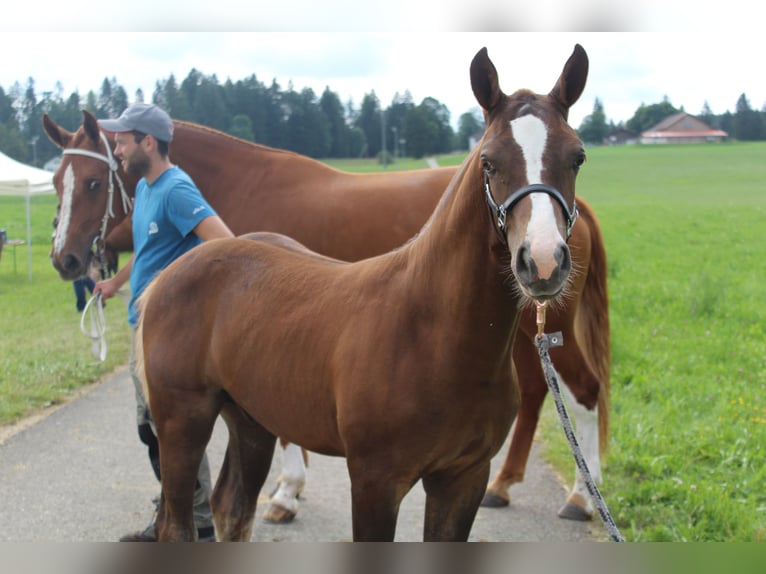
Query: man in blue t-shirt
[{"left": 95, "top": 103, "right": 234, "bottom": 542}]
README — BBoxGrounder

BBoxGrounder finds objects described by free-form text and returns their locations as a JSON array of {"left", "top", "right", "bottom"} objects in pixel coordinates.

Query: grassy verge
[{"left": 0, "top": 194, "right": 131, "bottom": 425}]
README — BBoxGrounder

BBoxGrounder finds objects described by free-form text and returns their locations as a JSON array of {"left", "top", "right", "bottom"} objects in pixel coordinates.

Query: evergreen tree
[
  {"left": 403, "top": 104, "right": 430, "bottom": 159},
  {"left": 733, "top": 93, "right": 764, "bottom": 141},
  {"left": 355, "top": 92, "right": 382, "bottom": 158},
  {"left": 455, "top": 108, "right": 484, "bottom": 151},
  {"left": 699, "top": 100, "right": 716, "bottom": 128},
  {"left": 190, "top": 75, "right": 228, "bottom": 131},
  {"left": 320, "top": 87, "right": 351, "bottom": 158},
  {"left": 0, "top": 86, "right": 26, "bottom": 161},
  {"left": 626, "top": 97, "right": 679, "bottom": 133},
  {"left": 20, "top": 78, "right": 42, "bottom": 164},
  {"left": 386, "top": 91, "right": 415, "bottom": 156},
  {"left": 283, "top": 86, "right": 331, "bottom": 158},
  {"left": 154, "top": 75, "right": 192, "bottom": 121},
  {"left": 228, "top": 114, "right": 255, "bottom": 142},
  {"left": 578, "top": 98, "right": 609, "bottom": 144},
  {"left": 348, "top": 126, "right": 367, "bottom": 158},
  {"left": 96, "top": 77, "right": 128, "bottom": 119},
  {"left": 403, "top": 97, "right": 453, "bottom": 158}
]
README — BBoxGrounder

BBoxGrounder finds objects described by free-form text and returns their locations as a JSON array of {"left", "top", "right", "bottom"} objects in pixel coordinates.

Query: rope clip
[{"left": 534, "top": 299, "right": 563, "bottom": 347}]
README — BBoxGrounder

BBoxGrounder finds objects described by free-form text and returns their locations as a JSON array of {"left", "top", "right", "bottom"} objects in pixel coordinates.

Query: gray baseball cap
[{"left": 99, "top": 103, "right": 174, "bottom": 142}]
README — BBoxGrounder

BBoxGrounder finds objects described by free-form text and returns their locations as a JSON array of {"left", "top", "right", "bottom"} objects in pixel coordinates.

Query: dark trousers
[{"left": 73, "top": 276, "right": 96, "bottom": 312}]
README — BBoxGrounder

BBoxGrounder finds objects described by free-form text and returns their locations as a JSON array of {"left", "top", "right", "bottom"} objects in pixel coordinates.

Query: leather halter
[{"left": 483, "top": 171, "right": 578, "bottom": 245}]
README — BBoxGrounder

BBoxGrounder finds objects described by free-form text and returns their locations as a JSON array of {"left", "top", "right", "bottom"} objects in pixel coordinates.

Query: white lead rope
[
  {"left": 79, "top": 288, "right": 131, "bottom": 362},
  {"left": 80, "top": 292, "right": 107, "bottom": 362}
]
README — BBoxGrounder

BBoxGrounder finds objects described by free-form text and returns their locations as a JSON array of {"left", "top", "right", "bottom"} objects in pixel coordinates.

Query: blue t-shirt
[{"left": 128, "top": 166, "right": 216, "bottom": 326}]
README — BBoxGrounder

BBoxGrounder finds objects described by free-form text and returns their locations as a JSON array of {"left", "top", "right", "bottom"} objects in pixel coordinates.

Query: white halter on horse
[{"left": 60, "top": 130, "right": 132, "bottom": 362}]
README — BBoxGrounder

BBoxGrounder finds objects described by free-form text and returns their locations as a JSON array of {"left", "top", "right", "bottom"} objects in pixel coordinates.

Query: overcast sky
[{"left": 1, "top": 24, "right": 762, "bottom": 131}]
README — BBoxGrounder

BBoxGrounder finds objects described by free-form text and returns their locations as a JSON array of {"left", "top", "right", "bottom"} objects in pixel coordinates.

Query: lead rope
[
  {"left": 80, "top": 292, "right": 107, "bottom": 362},
  {"left": 534, "top": 300, "right": 625, "bottom": 542}
]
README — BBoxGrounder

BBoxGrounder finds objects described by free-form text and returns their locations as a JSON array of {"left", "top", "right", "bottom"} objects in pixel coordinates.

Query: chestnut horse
[
  {"left": 42, "top": 48, "right": 608, "bottom": 523},
  {"left": 136, "top": 44, "right": 589, "bottom": 541}
]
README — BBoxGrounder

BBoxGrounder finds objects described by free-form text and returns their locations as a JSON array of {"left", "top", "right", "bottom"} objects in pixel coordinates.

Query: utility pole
[{"left": 381, "top": 108, "right": 387, "bottom": 170}]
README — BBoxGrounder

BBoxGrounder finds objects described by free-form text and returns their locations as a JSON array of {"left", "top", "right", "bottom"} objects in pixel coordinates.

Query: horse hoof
[
  {"left": 480, "top": 491, "right": 510, "bottom": 508},
  {"left": 263, "top": 504, "right": 297, "bottom": 524},
  {"left": 557, "top": 502, "right": 593, "bottom": 521}
]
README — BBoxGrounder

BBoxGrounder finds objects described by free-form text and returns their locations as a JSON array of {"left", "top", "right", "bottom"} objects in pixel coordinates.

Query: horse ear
[
  {"left": 549, "top": 44, "right": 589, "bottom": 116},
  {"left": 470, "top": 47, "right": 502, "bottom": 113},
  {"left": 82, "top": 110, "right": 102, "bottom": 145},
  {"left": 42, "top": 113, "right": 72, "bottom": 149}
]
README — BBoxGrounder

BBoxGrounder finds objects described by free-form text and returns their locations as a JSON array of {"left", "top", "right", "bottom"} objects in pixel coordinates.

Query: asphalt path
[{"left": 0, "top": 367, "right": 602, "bottom": 542}]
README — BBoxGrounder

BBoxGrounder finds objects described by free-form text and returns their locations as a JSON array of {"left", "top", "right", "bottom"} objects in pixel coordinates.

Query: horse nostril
[
  {"left": 555, "top": 244, "right": 571, "bottom": 276},
  {"left": 514, "top": 243, "right": 538, "bottom": 283},
  {"left": 63, "top": 253, "right": 82, "bottom": 274}
]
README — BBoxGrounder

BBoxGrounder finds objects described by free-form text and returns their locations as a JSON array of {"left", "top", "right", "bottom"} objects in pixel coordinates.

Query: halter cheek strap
[
  {"left": 61, "top": 131, "right": 132, "bottom": 274},
  {"left": 483, "top": 171, "right": 578, "bottom": 244}
]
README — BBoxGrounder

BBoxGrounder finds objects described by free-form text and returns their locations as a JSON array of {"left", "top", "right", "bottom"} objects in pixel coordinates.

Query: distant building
[
  {"left": 603, "top": 127, "right": 639, "bottom": 146},
  {"left": 640, "top": 112, "right": 728, "bottom": 144}
]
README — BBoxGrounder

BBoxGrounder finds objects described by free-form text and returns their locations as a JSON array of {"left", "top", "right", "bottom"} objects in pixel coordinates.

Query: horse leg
[
  {"left": 347, "top": 459, "right": 409, "bottom": 541},
  {"left": 482, "top": 333, "right": 547, "bottom": 508},
  {"left": 422, "top": 464, "right": 490, "bottom": 541},
  {"left": 211, "top": 403, "right": 277, "bottom": 541},
  {"left": 263, "top": 441, "right": 306, "bottom": 524},
  {"left": 153, "top": 390, "right": 221, "bottom": 542}
]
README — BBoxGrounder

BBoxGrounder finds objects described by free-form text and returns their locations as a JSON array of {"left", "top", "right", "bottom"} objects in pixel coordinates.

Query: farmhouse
[
  {"left": 604, "top": 126, "right": 639, "bottom": 145},
  {"left": 640, "top": 112, "right": 728, "bottom": 144}
]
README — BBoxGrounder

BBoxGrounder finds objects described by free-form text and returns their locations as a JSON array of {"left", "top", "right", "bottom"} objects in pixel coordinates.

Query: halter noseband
[
  {"left": 483, "top": 171, "right": 578, "bottom": 244},
  {"left": 61, "top": 130, "right": 132, "bottom": 275}
]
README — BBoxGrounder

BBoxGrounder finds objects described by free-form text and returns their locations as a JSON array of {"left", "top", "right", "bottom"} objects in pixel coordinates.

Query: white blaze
[
  {"left": 511, "top": 114, "right": 547, "bottom": 185},
  {"left": 53, "top": 163, "right": 75, "bottom": 256},
  {"left": 510, "top": 114, "right": 563, "bottom": 272}
]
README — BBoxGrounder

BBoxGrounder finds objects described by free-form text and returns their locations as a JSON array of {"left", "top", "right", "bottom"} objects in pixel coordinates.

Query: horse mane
[{"left": 172, "top": 120, "right": 339, "bottom": 168}]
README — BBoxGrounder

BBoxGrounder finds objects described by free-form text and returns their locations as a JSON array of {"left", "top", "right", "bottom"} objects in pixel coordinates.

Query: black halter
[{"left": 483, "top": 171, "right": 578, "bottom": 245}]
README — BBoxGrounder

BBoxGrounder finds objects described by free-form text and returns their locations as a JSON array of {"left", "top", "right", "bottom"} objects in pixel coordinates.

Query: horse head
[
  {"left": 43, "top": 110, "right": 135, "bottom": 280},
  {"left": 470, "top": 44, "right": 588, "bottom": 302}
]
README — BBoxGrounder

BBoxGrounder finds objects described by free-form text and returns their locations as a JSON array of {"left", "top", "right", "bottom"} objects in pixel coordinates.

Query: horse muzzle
[
  {"left": 513, "top": 240, "right": 571, "bottom": 300},
  {"left": 51, "top": 247, "right": 93, "bottom": 281}
]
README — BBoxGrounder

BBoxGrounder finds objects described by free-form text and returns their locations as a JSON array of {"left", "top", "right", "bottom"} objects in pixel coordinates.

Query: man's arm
[
  {"left": 193, "top": 215, "right": 235, "bottom": 241},
  {"left": 93, "top": 254, "right": 134, "bottom": 301}
]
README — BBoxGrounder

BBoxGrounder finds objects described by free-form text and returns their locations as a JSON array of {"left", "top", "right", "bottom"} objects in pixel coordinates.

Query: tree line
[
  {"left": 0, "top": 71, "right": 485, "bottom": 169},
  {"left": 1, "top": 68, "right": 764, "bottom": 169},
  {"left": 577, "top": 93, "right": 766, "bottom": 144}
]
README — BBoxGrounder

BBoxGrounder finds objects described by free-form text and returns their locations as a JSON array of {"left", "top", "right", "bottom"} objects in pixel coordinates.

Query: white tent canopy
[{"left": 0, "top": 150, "right": 55, "bottom": 279}]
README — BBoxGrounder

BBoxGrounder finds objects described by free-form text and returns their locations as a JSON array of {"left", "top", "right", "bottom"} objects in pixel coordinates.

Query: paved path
[{"left": 0, "top": 368, "right": 602, "bottom": 542}]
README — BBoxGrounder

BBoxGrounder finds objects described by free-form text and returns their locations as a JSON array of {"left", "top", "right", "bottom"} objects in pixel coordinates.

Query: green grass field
[
  {"left": 1, "top": 142, "right": 764, "bottom": 541},
  {"left": 0, "top": 194, "right": 131, "bottom": 423},
  {"left": 539, "top": 142, "right": 766, "bottom": 542}
]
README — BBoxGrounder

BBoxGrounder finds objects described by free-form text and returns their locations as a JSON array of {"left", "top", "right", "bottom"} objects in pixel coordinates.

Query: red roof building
[{"left": 641, "top": 112, "right": 728, "bottom": 144}]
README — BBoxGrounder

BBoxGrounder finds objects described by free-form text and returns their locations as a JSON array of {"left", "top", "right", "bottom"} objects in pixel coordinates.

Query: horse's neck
[{"left": 396, "top": 157, "right": 519, "bottom": 335}]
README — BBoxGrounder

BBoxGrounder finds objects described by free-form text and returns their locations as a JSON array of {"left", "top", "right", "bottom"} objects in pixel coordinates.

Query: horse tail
[
  {"left": 574, "top": 199, "right": 611, "bottom": 455},
  {"left": 134, "top": 278, "right": 160, "bottom": 404}
]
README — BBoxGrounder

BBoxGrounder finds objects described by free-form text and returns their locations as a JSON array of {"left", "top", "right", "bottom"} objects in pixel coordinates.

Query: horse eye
[
  {"left": 481, "top": 158, "right": 496, "bottom": 175},
  {"left": 86, "top": 179, "right": 102, "bottom": 193},
  {"left": 573, "top": 152, "right": 586, "bottom": 173}
]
